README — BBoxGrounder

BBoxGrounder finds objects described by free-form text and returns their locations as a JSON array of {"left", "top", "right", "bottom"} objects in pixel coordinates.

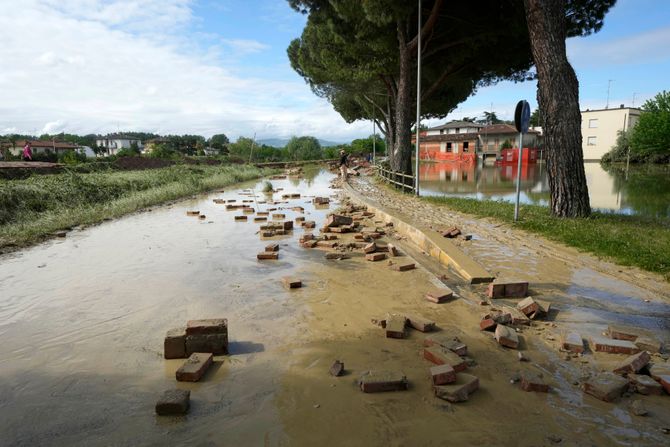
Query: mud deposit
[{"left": 0, "top": 167, "right": 668, "bottom": 446}]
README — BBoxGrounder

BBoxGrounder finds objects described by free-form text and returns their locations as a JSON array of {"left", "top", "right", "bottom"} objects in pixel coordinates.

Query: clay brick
[
  {"left": 198, "top": 214, "right": 206, "bottom": 220},
  {"left": 387, "top": 244, "right": 399, "bottom": 257},
  {"left": 301, "top": 240, "right": 318, "bottom": 248},
  {"left": 425, "top": 288, "right": 454, "bottom": 303},
  {"left": 186, "top": 319, "right": 227, "bottom": 335},
  {"left": 359, "top": 370, "right": 408, "bottom": 393},
  {"left": 517, "top": 297, "right": 540, "bottom": 316},
  {"left": 325, "top": 252, "right": 350, "bottom": 260},
  {"left": 649, "top": 362, "right": 670, "bottom": 381},
  {"left": 505, "top": 306, "right": 531, "bottom": 325},
  {"left": 480, "top": 318, "right": 496, "bottom": 331},
  {"left": 582, "top": 372, "right": 629, "bottom": 402},
  {"left": 423, "top": 347, "right": 467, "bottom": 372},
  {"left": 354, "top": 233, "right": 365, "bottom": 240},
  {"left": 329, "top": 360, "right": 344, "bottom": 377},
  {"left": 295, "top": 216, "right": 305, "bottom": 223},
  {"left": 316, "top": 240, "right": 338, "bottom": 248},
  {"left": 272, "top": 213, "right": 285, "bottom": 220},
  {"left": 423, "top": 335, "right": 468, "bottom": 356},
  {"left": 265, "top": 243, "right": 279, "bottom": 252},
  {"left": 431, "top": 364, "right": 457, "bottom": 385},
  {"left": 613, "top": 351, "right": 651, "bottom": 375},
  {"left": 607, "top": 325, "right": 639, "bottom": 341},
  {"left": 176, "top": 353, "right": 213, "bottom": 382},
  {"left": 391, "top": 262, "right": 415, "bottom": 272},
  {"left": 494, "top": 324, "right": 519, "bottom": 349},
  {"left": 658, "top": 375, "right": 670, "bottom": 394},
  {"left": 488, "top": 281, "right": 528, "bottom": 298},
  {"left": 257, "top": 252, "right": 279, "bottom": 260},
  {"left": 366, "top": 253, "right": 386, "bottom": 262},
  {"left": 155, "top": 389, "right": 190, "bottom": 415},
  {"left": 234, "top": 215, "right": 247, "bottom": 221},
  {"left": 487, "top": 283, "right": 505, "bottom": 298},
  {"left": 628, "top": 374, "right": 664, "bottom": 395},
  {"left": 243, "top": 208, "right": 255, "bottom": 214},
  {"left": 257, "top": 211, "right": 269, "bottom": 216},
  {"left": 521, "top": 371, "right": 549, "bottom": 392},
  {"left": 364, "top": 242, "right": 377, "bottom": 254},
  {"left": 325, "top": 214, "right": 353, "bottom": 228},
  {"left": 314, "top": 197, "right": 330, "bottom": 205},
  {"left": 282, "top": 276, "right": 302, "bottom": 289},
  {"left": 261, "top": 231, "right": 275, "bottom": 238},
  {"left": 164, "top": 327, "right": 187, "bottom": 359},
  {"left": 282, "top": 221, "right": 293, "bottom": 231},
  {"left": 302, "top": 221, "right": 316, "bottom": 229},
  {"left": 385, "top": 315, "right": 407, "bottom": 339},
  {"left": 634, "top": 337, "right": 662, "bottom": 353},
  {"left": 434, "top": 373, "right": 479, "bottom": 403},
  {"left": 591, "top": 337, "right": 640, "bottom": 355},
  {"left": 406, "top": 315, "right": 435, "bottom": 332},
  {"left": 254, "top": 217, "right": 267, "bottom": 222},
  {"left": 185, "top": 333, "right": 228, "bottom": 355},
  {"left": 442, "top": 227, "right": 461, "bottom": 238},
  {"left": 186, "top": 211, "right": 200, "bottom": 216},
  {"left": 562, "top": 332, "right": 584, "bottom": 353}
]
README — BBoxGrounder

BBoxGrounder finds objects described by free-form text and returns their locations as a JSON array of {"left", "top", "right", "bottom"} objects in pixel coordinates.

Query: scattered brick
[
  {"left": 487, "top": 281, "right": 529, "bottom": 299},
  {"left": 363, "top": 242, "right": 377, "bottom": 254},
  {"left": 591, "top": 336, "right": 641, "bottom": 355},
  {"left": 282, "top": 276, "right": 302, "bottom": 289},
  {"left": 316, "top": 240, "right": 338, "bottom": 248},
  {"left": 359, "top": 370, "right": 408, "bottom": 393},
  {"left": 186, "top": 319, "right": 227, "bottom": 335},
  {"left": 301, "top": 240, "right": 318, "bottom": 248},
  {"left": 282, "top": 221, "right": 294, "bottom": 231},
  {"left": 186, "top": 211, "right": 200, "bottom": 216},
  {"left": 431, "top": 364, "right": 457, "bottom": 386},
  {"left": 658, "top": 375, "right": 670, "bottom": 394},
  {"left": 257, "top": 211, "right": 269, "bottom": 216},
  {"left": 607, "top": 325, "right": 640, "bottom": 341},
  {"left": 325, "top": 252, "right": 350, "bottom": 260},
  {"left": 582, "top": 372, "right": 629, "bottom": 402},
  {"left": 649, "top": 362, "right": 670, "bottom": 381},
  {"left": 257, "top": 252, "right": 279, "bottom": 260},
  {"left": 243, "top": 208, "right": 255, "bottom": 214},
  {"left": 387, "top": 244, "right": 399, "bottom": 257},
  {"left": 517, "top": 297, "right": 540, "bottom": 316},
  {"left": 303, "top": 221, "right": 316, "bottom": 229},
  {"left": 254, "top": 217, "right": 267, "bottom": 222},
  {"left": 185, "top": 334, "right": 228, "bottom": 355},
  {"left": 261, "top": 231, "right": 275, "bottom": 237},
  {"left": 521, "top": 371, "right": 549, "bottom": 392},
  {"left": 480, "top": 318, "right": 496, "bottom": 331},
  {"left": 176, "top": 353, "right": 213, "bottom": 382},
  {"left": 495, "top": 324, "right": 519, "bottom": 349},
  {"left": 425, "top": 288, "right": 454, "bottom": 303},
  {"left": 265, "top": 243, "right": 279, "bottom": 252},
  {"left": 562, "top": 332, "right": 585, "bottom": 353},
  {"left": 155, "top": 389, "right": 190, "bottom": 415},
  {"left": 441, "top": 227, "right": 461, "bottom": 238},
  {"left": 433, "top": 373, "right": 479, "bottom": 403},
  {"left": 424, "top": 334, "right": 467, "bottom": 356},
  {"left": 234, "top": 215, "right": 247, "bottom": 221},
  {"left": 366, "top": 253, "right": 386, "bottom": 262},
  {"left": 634, "top": 337, "right": 662, "bottom": 353},
  {"left": 314, "top": 197, "right": 330, "bottom": 205},
  {"left": 423, "top": 347, "right": 467, "bottom": 372},
  {"left": 628, "top": 374, "right": 664, "bottom": 395},
  {"left": 406, "top": 315, "right": 436, "bottom": 332},
  {"left": 295, "top": 216, "right": 305, "bottom": 223},
  {"left": 198, "top": 215, "right": 206, "bottom": 220},
  {"left": 324, "top": 214, "right": 353, "bottom": 228},
  {"left": 329, "top": 360, "right": 344, "bottom": 377},
  {"left": 392, "top": 262, "right": 415, "bottom": 272},
  {"left": 506, "top": 306, "right": 531, "bottom": 325},
  {"left": 385, "top": 315, "right": 407, "bottom": 339},
  {"left": 613, "top": 351, "right": 651, "bottom": 375},
  {"left": 272, "top": 213, "right": 285, "bottom": 220},
  {"left": 164, "top": 327, "right": 187, "bottom": 359}
]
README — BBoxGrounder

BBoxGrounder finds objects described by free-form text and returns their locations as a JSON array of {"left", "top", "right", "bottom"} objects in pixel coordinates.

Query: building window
[
  {"left": 446, "top": 142, "right": 452, "bottom": 152},
  {"left": 455, "top": 128, "right": 460, "bottom": 134},
  {"left": 463, "top": 142, "right": 469, "bottom": 152},
  {"left": 588, "top": 119, "right": 598, "bottom": 128},
  {"left": 587, "top": 136, "right": 597, "bottom": 146},
  {"left": 440, "top": 129, "right": 444, "bottom": 134}
]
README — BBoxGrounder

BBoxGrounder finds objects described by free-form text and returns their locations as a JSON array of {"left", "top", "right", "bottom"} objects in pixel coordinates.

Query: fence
[{"left": 375, "top": 165, "right": 416, "bottom": 193}]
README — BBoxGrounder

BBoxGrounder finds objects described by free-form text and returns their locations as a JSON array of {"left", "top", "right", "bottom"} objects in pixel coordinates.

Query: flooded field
[{"left": 1, "top": 167, "right": 669, "bottom": 446}]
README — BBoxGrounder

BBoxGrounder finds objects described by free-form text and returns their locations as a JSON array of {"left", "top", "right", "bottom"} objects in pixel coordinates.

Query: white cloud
[
  {"left": 0, "top": 0, "right": 364, "bottom": 141},
  {"left": 42, "top": 120, "right": 68, "bottom": 134},
  {"left": 221, "top": 39, "right": 270, "bottom": 55},
  {"left": 568, "top": 26, "right": 670, "bottom": 66}
]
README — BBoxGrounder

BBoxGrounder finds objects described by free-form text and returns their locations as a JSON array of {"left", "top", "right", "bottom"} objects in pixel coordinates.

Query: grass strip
[
  {"left": 422, "top": 195, "right": 670, "bottom": 280},
  {"left": 0, "top": 164, "right": 273, "bottom": 250}
]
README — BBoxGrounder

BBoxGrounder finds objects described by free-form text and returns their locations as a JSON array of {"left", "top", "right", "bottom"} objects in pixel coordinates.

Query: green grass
[
  {"left": 0, "top": 164, "right": 273, "bottom": 250},
  {"left": 422, "top": 196, "right": 670, "bottom": 280}
]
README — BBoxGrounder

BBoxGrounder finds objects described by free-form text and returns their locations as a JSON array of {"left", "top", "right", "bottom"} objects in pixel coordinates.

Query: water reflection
[{"left": 419, "top": 161, "right": 670, "bottom": 218}]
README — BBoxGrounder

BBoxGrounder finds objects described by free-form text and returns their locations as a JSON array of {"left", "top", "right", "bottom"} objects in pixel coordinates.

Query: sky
[{"left": 0, "top": 0, "right": 669, "bottom": 142}]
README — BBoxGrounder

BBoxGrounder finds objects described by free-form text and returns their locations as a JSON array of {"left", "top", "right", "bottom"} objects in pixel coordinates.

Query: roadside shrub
[
  {"left": 116, "top": 147, "right": 139, "bottom": 158},
  {"left": 58, "top": 150, "right": 87, "bottom": 165},
  {"left": 31, "top": 152, "right": 58, "bottom": 163},
  {"left": 148, "top": 144, "right": 179, "bottom": 160}
]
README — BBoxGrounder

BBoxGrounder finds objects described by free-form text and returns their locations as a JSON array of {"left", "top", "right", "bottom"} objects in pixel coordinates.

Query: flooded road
[{"left": 1, "top": 167, "right": 669, "bottom": 446}]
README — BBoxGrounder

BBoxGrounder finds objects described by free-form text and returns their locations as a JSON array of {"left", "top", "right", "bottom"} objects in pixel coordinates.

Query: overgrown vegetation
[
  {"left": 0, "top": 164, "right": 271, "bottom": 250},
  {"left": 422, "top": 196, "right": 670, "bottom": 280}
]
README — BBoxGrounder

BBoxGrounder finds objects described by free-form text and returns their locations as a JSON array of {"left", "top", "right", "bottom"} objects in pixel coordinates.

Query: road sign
[{"left": 514, "top": 100, "right": 531, "bottom": 134}]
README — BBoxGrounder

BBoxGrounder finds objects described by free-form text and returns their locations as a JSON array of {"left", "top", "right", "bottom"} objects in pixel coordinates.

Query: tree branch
[
  {"left": 407, "top": 0, "right": 444, "bottom": 53},
  {"left": 421, "top": 62, "right": 472, "bottom": 101}
]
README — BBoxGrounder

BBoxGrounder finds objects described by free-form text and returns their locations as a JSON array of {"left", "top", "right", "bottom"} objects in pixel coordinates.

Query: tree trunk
[
  {"left": 524, "top": 0, "right": 591, "bottom": 217},
  {"left": 391, "top": 43, "right": 414, "bottom": 178}
]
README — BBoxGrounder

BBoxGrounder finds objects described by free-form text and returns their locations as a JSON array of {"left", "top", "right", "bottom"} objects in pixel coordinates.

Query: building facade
[
  {"left": 581, "top": 106, "right": 640, "bottom": 161},
  {"left": 95, "top": 135, "right": 144, "bottom": 155}
]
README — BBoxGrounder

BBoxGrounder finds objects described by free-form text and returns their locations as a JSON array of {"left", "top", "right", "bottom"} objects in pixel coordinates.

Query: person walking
[
  {"left": 339, "top": 149, "right": 348, "bottom": 179},
  {"left": 22, "top": 141, "right": 33, "bottom": 161}
]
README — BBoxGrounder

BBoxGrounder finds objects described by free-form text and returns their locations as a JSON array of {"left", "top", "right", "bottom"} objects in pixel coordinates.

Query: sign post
[{"left": 513, "top": 100, "right": 530, "bottom": 222}]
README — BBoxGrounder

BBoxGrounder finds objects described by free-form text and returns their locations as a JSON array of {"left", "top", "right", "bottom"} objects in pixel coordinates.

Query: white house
[
  {"left": 95, "top": 135, "right": 144, "bottom": 155},
  {"left": 581, "top": 106, "right": 640, "bottom": 161}
]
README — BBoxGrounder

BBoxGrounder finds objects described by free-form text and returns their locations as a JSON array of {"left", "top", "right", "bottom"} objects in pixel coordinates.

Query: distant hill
[{"left": 257, "top": 138, "right": 342, "bottom": 148}]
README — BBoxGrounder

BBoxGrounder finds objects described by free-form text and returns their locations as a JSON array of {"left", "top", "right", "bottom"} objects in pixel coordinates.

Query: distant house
[
  {"left": 581, "top": 106, "right": 640, "bottom": 161},
  {"left": 479, "top": 124, "right": 542, "bottom": 155},
  {"left": 10, "top": 140, "right": 79, "bottom": 156},
  {"left": 95, "top": 134, "right": 143, "bottom": 155},
  {"left": 414, "top": 121, "right": 484, "bottom": 162}
]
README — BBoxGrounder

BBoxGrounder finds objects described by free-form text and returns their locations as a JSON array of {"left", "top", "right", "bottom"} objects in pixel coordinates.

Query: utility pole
[
  {"left": 372, "top": 120, "right": 376, "bottom": 165},
  {"left": 606, "top": 80, "right": 613, "bottom": 109},
  {"left": 248, "top": 132, "right": 256, "bottom": 163},
  {"left": 632, "top": 92, "right": 637, "bottom": 108},
  {"left": 414, "top": 0, "right": 422, "bottom": 196}
]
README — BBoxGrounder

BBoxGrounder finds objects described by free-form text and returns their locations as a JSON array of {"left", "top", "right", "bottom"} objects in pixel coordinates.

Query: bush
[
  {"left": 58, "top": 150, "right": 87, "bottom": 165},
  {"left": 31, "top": 151, "right": 58, "bottom": 163},
  {"left": 147, "top": 144, "right": 179, "bottom": 160},
  {"left": 116, "top": 147, "right": 139, "bottom": 158}
]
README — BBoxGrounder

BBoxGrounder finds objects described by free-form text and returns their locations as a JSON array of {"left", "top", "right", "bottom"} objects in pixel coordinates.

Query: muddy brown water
[{"left": 1, "top": 167, "right": 669, "bottom": 446}]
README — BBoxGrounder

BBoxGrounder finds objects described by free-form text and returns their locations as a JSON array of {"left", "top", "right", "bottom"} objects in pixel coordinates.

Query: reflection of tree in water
[
  {"left": 603, "top": 164, "right": 670, "bottom": 219},
  {"left": 288, "top": 165, "right": 322, "bottom": 188}
]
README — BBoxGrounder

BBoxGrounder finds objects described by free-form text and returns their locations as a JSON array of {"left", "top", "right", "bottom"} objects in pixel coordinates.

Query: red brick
[
  {"left": 385, "top": 315, "right": 407, "bottom": 339},
  {"left": 185, "top": 333, "right": 228, "bottom": 355},
  {"left": 302, "top": 221, "right": 316, "bottom": 228},
  {"left": 295, "top": 216, "right": 305, "bottom": 223},
  {"left": 324, "top": 214, "right": 353, "bottom": 228},
  {"left": 591, "top": 337, "right": 640, "bottom": 355},
  {"left": 186, "top": 210, "right": 200, "bottom": 216},
  {"left": 607, "top": 325, "right": 639, "bottom": 341},
  {"left": 431, "top": 364, "right": 456, "bottom": 385},
  {"left": 164, "top": 327, "right": 187, "bottom": 359},
  {"left": 186, "top": 319, "right": 227, "bottom": 335},
  {"left": 257, "top": 252, "right": 279, "bottom": 260},
  {"left": 406, "top": 315, "right": 435, "bottom": 332},
  {"left": 582, "top": 372, "right": 629, "bottom": 402},
  {"left": 329, "top": 360, "right": 344, "bottom": 377},
  {"left": 423, "top": 347, "right": 467, "bottom": 372},
  {"left": 254, "top": 217, "right": 267, "bottom": 222},
  {"left": 243, "top": 208, "right": 255, "bottom": 214},
  {"left": 359, "top": 370, "right": 408, "bottom": 393},
  {"left": 155, "top": 389, "right": 190, "bottom": 415},
  {"left": 517, "top": 297, "right": 540, "bottom": 316},
  {"left": 479, "top": 318, "right": 496, "bottom": 331},
  {"left": 176, "top": 353, "right": 213, "bottom": 382},
  {"left": 521, "top": 371, "right": 549, "bottom": 392},
  {"left": 433, "top": 373, "right": 479, "bottom": 403},
  {"left": 366, "top": 253, "right": 386, "bottom": 262},
  {"left": 387, "top": 244, "right": 399, "bottom": 257},
  {"left": 562, "top": 332, "right": 584, "bottom": 353},
  {"left": 363, "top": 242, "right": 377, "bottom": 254},
  {"left": 494, "top": 324, "right": 519, "bottom": 349},
  {"left": 613, "top": 351, "right": 651, "bottom": 375},
  {"left": 316, "top": 240, "right": 338, "bottom": 248},
  {"left": 257, "top": 211, "right": 269, "bottom": 216},
  {"left": 628, "top": 374, "right": 664, "bottom": 395},
  {"left": 272, "top": 213, "right": 285, "bottom": 220},
  {"left": 488, "top": 281, "right": 528, "bottom": 298},
  {"left": 282, "top": 276, "right": 302, "bottom": 289},
  {"left": 423, "top": 335, "right": 468, "bottom": 356},
  {"left": 391, "top": 262, "right": 415, "bottom": 272},
  {"left": 301, "top": 240, "right": 318, "bottom": 248},
  {"left": 487, "top": 283, "right": 505, "bottom": 298},
  {"left": 234, "top": 215, "right": 247, "bottom": 221},
  {"left": 265, "top": 243, "right": 279, "bottom": 252},
  {"left": 649, "top": 363, "right": 670, "bottom": 381},
  {"left": 425, "top": 288, "right": 454, "bottom": 303},
  {"left": 658, "top": 375, "right": 670, "bottom": 394},
  {"left": 634, "top": 337, "right": 662, "bottom": 353}
]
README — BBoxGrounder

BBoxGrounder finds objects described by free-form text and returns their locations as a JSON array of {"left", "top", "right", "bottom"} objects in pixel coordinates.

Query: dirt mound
[{"left": 114, "top": 157, "right": 175, "bottom": 170}]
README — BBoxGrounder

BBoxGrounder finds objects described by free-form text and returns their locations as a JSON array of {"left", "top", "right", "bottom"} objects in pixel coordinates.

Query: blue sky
[{"left": 1, "top": 0, "right": 669, "bottom": 142}]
